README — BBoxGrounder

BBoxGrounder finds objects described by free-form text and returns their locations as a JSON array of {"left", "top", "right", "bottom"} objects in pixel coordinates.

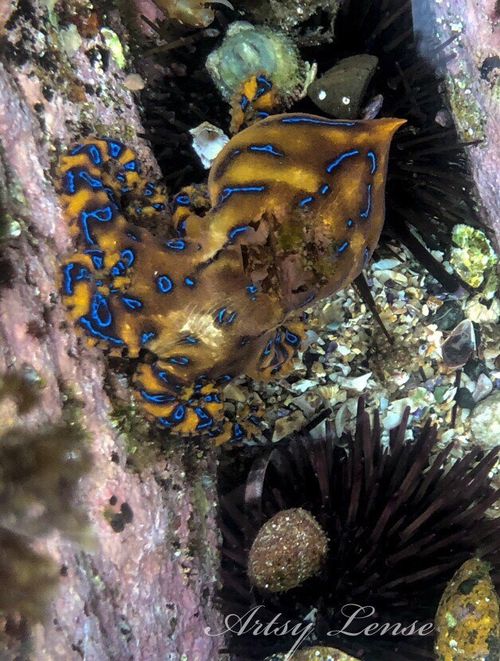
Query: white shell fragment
[{"left": 189, "top": 121, "right": 229, "bottom": 169}]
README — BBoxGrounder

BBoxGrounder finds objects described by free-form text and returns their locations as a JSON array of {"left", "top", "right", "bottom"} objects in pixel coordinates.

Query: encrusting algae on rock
[
  {"left": 434, "top": 558, "right": 500, "bottom": 661},
  {"left": 248, "top": 508, "right": 328, "bottom": 592}
]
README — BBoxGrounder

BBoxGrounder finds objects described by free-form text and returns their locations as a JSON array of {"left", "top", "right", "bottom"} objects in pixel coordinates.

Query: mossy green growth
[
  {"left": 100, "top": 28, "right": 126, "bottom": 69},
  {"left": 450, "top": 225, "right": 497, "bottom": 288}
]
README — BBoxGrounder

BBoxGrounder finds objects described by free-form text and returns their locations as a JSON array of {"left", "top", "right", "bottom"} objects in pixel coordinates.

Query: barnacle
[
  {"left": 58, "top": 115, "right": 403, "bottom": 439},
  {"left": 218, "top": 400, "right": 500, "bottom": 659}
]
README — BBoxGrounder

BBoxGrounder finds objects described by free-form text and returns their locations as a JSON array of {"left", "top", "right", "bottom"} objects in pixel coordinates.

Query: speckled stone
[
  {"left": 434, "top": 558, "right": 500, "bottom": 660},
  {"left": 308, "top": 54, "right": 378, "bottom": 119},
  {"left": 470, "top": 390, "right": 500, "bottom": 449},
  {"left": 248, "top": 508, "right": 328, "bottom": 592}
]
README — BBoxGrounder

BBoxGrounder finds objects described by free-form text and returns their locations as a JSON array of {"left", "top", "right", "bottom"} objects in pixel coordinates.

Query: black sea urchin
[
  {"left": 140, "top": 1, "right": 486, "bottom": 294},
  {"left": 218, "top": 400, "right": 500, "bottom": 661},
  {"left": 314, "top": 0, "right": 485, "bottom": 293}
]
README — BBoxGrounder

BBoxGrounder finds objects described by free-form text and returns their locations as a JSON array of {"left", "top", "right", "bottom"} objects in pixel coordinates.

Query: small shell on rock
[
  {"left": 189, "top": 121, "right": 229, "bottom": 169},
  {"left": 249, "top": 508, "right": 328, "bottom": 593},
  {"left": 441, "top": 319, "right": 476, "bottom": 368},
  {"left": 434, "top": 558, "right": 500, "bottom": 660},
  {"left": 308, "top": 54, "right": 378, "bottom": 119}
]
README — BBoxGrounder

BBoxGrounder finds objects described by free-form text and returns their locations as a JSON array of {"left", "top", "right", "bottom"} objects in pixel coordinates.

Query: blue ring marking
[
  {"left": 246, "top": 284, "right": 258, "bottom": 295},
  {"left": 337, "top": 241, "right": 350, "bottom": 254},
  {"left": 299, "top": 195, "right": 314, "bottom": 208},
  {"left": 204, "top": 393, "right": 221, "bottom": 403},
  {"left": 232, "top": 423, "right": 245, "bottom": 440},
  {"left": 360, "top": 184, "right": 372, "bottom": 219},
  {"left": 177, "top": 219, "right": 187, "bottom": 237},
  {"left": 107, "top": 140, "right": 124, "bottom": 159},
  {"left": 249, "top": 415, "right": 262, "bottom": 427},
  {"left": 64, "top": 171, "right": 76, "bottom": 194},
  {"left": 104, "top": 187, "right": 118, "bottom": 206},
  {"left": 126, "top": 230, "right": 141, "bottom": 242},
  {"left": 120, "top": 249, "right": 135, "bottom": 267},
  {"left": 135, "top": 207, "right": 143, "bottom": 216},
  {"left": 121, "top": 186, "right": 132, "bottom": 194},
  {"left": 367, "top": 150, "right": 377, "bottom": 174},
  {"left": 155, "top": 370, "right": 170, "bottom": 384},
  {"left": 165, "top": 239, "right": 187, "bottom": 251},
  {"left": 364, "top": 247, "right": 371, "bottom": 265},
  {"left": 69, "top": 144, "right": 84, "bottom": 156},
  {"left": 116, "top": 173, "right": 126, "bottom": 184},
  {"left": 144, "top": 182, "right": 155, "bottom": 197},
  {"left": 84, "top": 249, "right": 105, "bottom": 270},
  {"left": 79, "top": 170, "right": 103, "bottom": 189},
  {"left": 121, "top": 296, "right": 143, "bottom": 311},
  {"left": 172, "top": 404, "right": 186, "bottom": 423},
  {"left": 140, "top": 390, "right": 176, "bottom": 405},
  {"left": 219, "top": 185, "right": 266, "bottom": 204},
  {"left": 175, "top": 194, "right": 191, "bottom": 206},
  {"left": 256, "top": 111, "right": 270, "bottom": 119},
  {"left": 281, "top": 116, "right": 356, "bottom": 127},
  {"left": 184, "top": 276, "right": 196, "bottom": 287},
  {"left": 62, "top": 263, "right": 76, "bottom": 296},
  {"left": 263, "top": 339, "right": 273, "bottom": 356},
  {"left": 228, "top": 225, "right": 249, "bottom": 241},
  {"left": 240, "top": 95, "right": 249, "bottom": 110},
  {"left": 141, "top": 331, "right": 156, "bottom": 345},
  {"left": 319, "top": 183, "right": 330, "bottom": 195},
  {"left": 218, "top": 374, "right": 232, "bottom": 383},
  {"left": 227, "top": 311, "right": 237, "bottom": 325},
  {"left": 123, "top": 159, "right": 139, "bottom": 172},
  {"left": 79, "top": 317, "right": 124, "bottom": 346},
  {"left": 158, "top": 417, "right": 173, "bottom": 428},
  {"left": 111, "top": 261, "right": 126, "bottom": 277},
  {"left": 346, "top": 219, "right": 354, "bottom": 228},
  {"left": 91, "top": 293, "right": 112, "bottom": 328},
  {"left": 195, "top": 407, "right": 214, "bottom": 431},
  {"left": 248, "top": 144, "right": 283, "bottom": 157},
  {"left": 157, "top": 274, "right": 174, "bottom": 294},
  {"left": 80, "top": 205, "right": 115, "bottom": 245},
  {"left": 168, "top": 356, "right": 190, "bottom": 366},
  {"left": 88, "top": 145, "right": 103, "bottom": 166},
  {"left": 255, "top": 75, "right": 272, "bottom": 99},
  {"left": 153, "top": 203, "right": 165, "bottom": 211},
  {"left": 182, "top": 336, "right": 199, "bottom": 345},
  {"left": 76, "top": 266, "right": 91, "bottom": 282},
  {"left": 326, "top": 149, "right": 359, "bottom": 174},
  {"left": 215, "top": 307, "right": 227, "bottom": 325}
]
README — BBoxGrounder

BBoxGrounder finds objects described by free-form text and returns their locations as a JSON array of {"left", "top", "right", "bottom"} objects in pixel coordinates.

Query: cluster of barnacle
[
  {"left": 218, "top": 399, "right": 500, "bottom": 660},
  {"left": 0, "top": 373, "right": 90, "bottom": 642}
]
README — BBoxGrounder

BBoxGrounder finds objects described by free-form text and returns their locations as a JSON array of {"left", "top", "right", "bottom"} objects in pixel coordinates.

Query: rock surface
[{"left": 0, "top": 1, "right": 222, "bottom": 658}]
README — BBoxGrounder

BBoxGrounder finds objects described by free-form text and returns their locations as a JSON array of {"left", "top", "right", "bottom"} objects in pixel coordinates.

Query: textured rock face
[
  {"left": 419, "top": 0, "right": 500, "bottom": 248},
  {"left": 0, "top": 1, "right": 222, "bottom": 658},
  {"left": 470, "top": 390, "right": 500, "bottom": 449}
]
